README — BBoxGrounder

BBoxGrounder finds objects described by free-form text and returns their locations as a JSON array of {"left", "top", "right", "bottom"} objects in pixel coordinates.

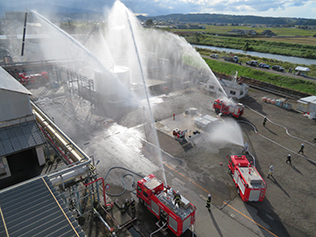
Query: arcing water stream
[{"left": 26, "top": 0, "right": 243, "bottom": 185}]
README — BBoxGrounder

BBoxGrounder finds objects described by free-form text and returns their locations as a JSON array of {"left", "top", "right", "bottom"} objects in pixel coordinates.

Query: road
[
  {"left": 203, "top": 55, "right": 316, "bottom": 83},
  {"left": 29, "top": 82, "right": 316, "bottom": 236}
]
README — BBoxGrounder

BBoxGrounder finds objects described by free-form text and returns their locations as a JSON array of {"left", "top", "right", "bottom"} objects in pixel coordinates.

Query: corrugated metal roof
[
  {"left": 0, "top": 120, "right": 46, "bottom": 157},
  {"left": 0, "top": 176, "right": 85, "bottom": 237},
  {"left": 298, "top": 95, "right": 316, "bottom": 104},
  {"left": 0, "top": 67, "right": 31, "bottom": 95},
  {"left": 295, "top": 66, "right": 310, "bottom": 72}
]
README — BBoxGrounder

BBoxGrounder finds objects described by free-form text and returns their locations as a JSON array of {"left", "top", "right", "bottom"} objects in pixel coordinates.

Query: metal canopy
[
  {"left": 0, "top": 176, "right": 85, "bottom": 237},
  {"left": 295, "top": 66, "right": 310, "bottom": 72},
  {"left": 0, "top": 67, "right": 31, "bottom": 95},
  {"left": 0, "top": 120, "right": 46, "bottom": 157}
]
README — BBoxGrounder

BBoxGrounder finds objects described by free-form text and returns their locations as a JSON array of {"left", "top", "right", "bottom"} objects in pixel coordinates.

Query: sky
[{"left": 1, "top": 0, "right": 316, "bottom": 19}]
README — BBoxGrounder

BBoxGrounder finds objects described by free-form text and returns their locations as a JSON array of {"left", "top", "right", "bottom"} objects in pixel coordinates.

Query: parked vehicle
[
  {"left": 210, "top": 54, "right": 218, "bottom": 59},
  {"left": 272, "top": 65, "right": 284, "bottom": 72},
  {"left": 17, "top": 71, "right": 49, "bottom": 85},
  {"left": 246, "top": 60, "right": 258, "bottom": 66},
  {"left": 223, "top": 54, "right": 239, "bottom": 63},
  {"left": 258, "top": 62, "right": 270, "bottom": 69},
  {"left": 213, "top": 99, "right": 244, "bottom": 118},
  {"left": 227, "top": 155, "right": 266, "bottom": 202},
  {"left": 137, "top": 174, "right": 196, "bottom": 236},
  {"left": 296, "top": 71, "right": 307, "bottom": 77}
]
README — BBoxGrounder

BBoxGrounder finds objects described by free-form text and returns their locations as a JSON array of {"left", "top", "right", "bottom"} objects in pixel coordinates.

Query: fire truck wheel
[
  {"left": 215, "top": 108, "right": 220, "bottom": 114},
  {"left": 228, "top": 168, "right": 232, "bottom": 176},
  {"left": 139, "top": 198, "right": 144, "bottom": 205},
  {"left": 229, "top": 113, "right": 233, "bottom": 117},
  {"left": 237, "top": 188, "right": 240, "bottom": 195}
]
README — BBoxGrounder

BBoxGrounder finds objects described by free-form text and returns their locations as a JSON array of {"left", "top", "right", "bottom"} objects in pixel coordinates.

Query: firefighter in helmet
[
  {"left": 174, "top": 191, "right": 181, "bottom": 208},
  {"left": 130, "top": 198, "right": 136, "bottom": 214},
  {"left": 206, "top": 193, "right": 211, "bottom": 211}
]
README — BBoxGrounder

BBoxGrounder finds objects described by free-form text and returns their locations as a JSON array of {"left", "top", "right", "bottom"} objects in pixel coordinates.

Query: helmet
[
  {"left": 208, "top": 194, "right": 211, "bottom": 197},
  {"left": 177, "top": 191, "right": 179, "bottom": 194},
  {"left": 131, "top": 198, "right": 133, "bottom": 201},
  {"left": 288, "top": 154, "right": 291, "bottom": 156},
  {"left": 126, "top": 199, "right": 128, "bottom": 202}
]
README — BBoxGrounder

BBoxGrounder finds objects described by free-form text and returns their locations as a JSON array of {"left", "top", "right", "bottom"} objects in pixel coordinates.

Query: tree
[{"left": 145, "top": 19, "right": 153, "bottom": 27}]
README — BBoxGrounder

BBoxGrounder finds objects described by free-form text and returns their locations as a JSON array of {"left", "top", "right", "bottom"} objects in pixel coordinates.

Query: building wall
[{"left": 0, "top": 90, "right": 32, "bottom": 122}]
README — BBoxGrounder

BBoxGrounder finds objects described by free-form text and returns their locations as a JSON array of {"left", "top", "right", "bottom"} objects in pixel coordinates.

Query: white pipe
[{"left": 50, "top": 166, "right": 89, "bottom": 185}]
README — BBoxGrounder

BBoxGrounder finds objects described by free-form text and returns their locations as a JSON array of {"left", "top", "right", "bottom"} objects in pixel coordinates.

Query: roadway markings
[
  {"left": 53, "top": 94, "right": 279, "bottom": 236},
  {"left": 163, "top": 162, "right": 278, "bottom": 237},
  {"left": 243, "top": 105, "right": 316, "bottom": 164}
]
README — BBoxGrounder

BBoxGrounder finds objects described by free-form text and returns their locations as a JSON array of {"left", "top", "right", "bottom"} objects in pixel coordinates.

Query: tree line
[{"left": 138, "top": 13, "right": 316, "bottom": 26}]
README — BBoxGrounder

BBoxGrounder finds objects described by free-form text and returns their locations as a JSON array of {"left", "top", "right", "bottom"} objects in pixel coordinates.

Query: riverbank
[
  {"left": 184, "top": 34, "right": 316, "bottom": 59},
  {"left": 195, "top": 47, "right": 316, "bottom": 79},
  {"left": 200, "top": 56, "right": 316, "bottom": 95},
  {"left": 192, "top": 44, "right": 316, "bottom": 65}
]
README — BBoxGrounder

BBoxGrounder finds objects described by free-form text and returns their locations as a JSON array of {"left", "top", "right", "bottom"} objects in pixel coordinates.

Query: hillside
[{"left": 137, "top": 13, "right": 316, "bottom": 26}]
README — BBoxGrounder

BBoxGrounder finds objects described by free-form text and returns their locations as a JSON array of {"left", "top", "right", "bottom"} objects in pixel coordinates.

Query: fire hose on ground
[
  {"left": 238, "top": 112, "right": 316, "bottom": 165},
  {"left": 102, "top": 166, "right": 143, "bottom": 197}
]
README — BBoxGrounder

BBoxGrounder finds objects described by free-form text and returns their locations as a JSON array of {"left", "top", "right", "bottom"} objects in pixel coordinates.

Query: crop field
[
  {"left": 184, "top": 34, "right": 316, "bottom": 59},
  {"left": 254, "top": 37, "right": 316, "bottom": 46},
  {"left": 172, "top": 25, "right": 316, "bottom": 37}
]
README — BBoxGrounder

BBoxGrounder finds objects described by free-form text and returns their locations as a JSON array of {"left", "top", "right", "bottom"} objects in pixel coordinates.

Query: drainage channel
[{"left": 128, "top": 226, "right": 142, "bottom": 237}]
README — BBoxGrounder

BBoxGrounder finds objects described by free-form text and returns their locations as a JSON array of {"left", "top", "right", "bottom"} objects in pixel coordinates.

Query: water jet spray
[{"left": 124, "top": 6, "right": 167, "bottom": 186}]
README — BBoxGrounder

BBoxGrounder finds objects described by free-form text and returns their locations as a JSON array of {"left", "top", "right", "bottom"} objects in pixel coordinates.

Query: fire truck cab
[
  {"left": 228, "top": 155, "right": 266, "bottom": 202},
  {"left": 213, "top": 99, "right": 244, "bottom": 118},
  {"left": 137, "top": 174, "right": 196, "bottom": 236}
]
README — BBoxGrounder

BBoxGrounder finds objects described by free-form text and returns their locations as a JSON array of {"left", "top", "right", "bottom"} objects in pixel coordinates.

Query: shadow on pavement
[
  {"left": 247, "top": 199, "right": 291, "bottom": 237},
  {"left": 268, "top": 175, "right": 290, "bottom": 198},
  {"left": 209, "top": 208, "right": 224, "bottom": 237},
  {"left": 289, "top": 163, "right": 303, "bottom": 175},
  {"left": 264, "top": 126, "right": 278, "bottom": 136}
]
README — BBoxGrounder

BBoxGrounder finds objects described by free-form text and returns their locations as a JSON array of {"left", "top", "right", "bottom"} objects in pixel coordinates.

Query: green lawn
[{"left": 203, "top": 58, "right": 316, "bottom": 95}]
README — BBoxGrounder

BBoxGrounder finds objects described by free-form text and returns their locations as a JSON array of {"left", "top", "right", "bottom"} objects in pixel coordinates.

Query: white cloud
[{"left": 1, "top": 0, "right": 315, "bottom": 18}]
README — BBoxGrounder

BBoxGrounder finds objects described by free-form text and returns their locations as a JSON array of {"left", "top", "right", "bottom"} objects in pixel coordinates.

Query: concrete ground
[{"left": 29, "top": 84, "right": 316, "bottom": 237}]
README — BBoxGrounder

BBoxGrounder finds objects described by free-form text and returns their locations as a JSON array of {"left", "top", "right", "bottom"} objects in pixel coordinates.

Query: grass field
[
  {"left": 172, "top": 25, "right": 316, "bottom": 37},
  {"left": 196, "top": 47, "right": 316, "bottom": 78},
  {"left": 183, "top": 34, "right": 316, "bottom": 59},
  {"left": 253, "top": 37, "right": 316, "bottom": 46},
  {"left": 202, "top": 57, "right": 316, "bottom": 95}
]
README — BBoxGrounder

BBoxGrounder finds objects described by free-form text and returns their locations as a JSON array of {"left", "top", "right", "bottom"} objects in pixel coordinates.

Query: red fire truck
[
  {"left": 227, "top": 155, "right": 266, "bottom": 202},
  {"left": 137, "top": 174, "right": 196, "bottom": 236},
  {"left": 17, "top": 71, "right": 49, "bottom": 85},
  {"left": 213, "top": 99, "right": 244, "bottom": 118}
]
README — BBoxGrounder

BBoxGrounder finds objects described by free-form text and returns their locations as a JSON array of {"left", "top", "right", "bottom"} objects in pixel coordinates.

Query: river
[{"left": 192, "top": 44, "right": 316, "bottom": 65}]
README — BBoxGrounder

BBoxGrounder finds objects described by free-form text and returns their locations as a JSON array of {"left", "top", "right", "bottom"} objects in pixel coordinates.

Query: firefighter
[
  {"left": 174, "top": 191, "right": 181, "bottom": 208},
  {"left": 130, "top": 198, "right": 136, "bottom": 213},
  {"left": 205, "top": 194, "right": 211, "bottom": 211},
  {"left": 298, "top": 143, "right": 304, "bottom": 155},
  {"left": 313, "top": 136, "right": 316, "bottom": 142},
  {"left": 121, "top": 204, "right": 126, "bottom": 214},
  {"left": 125, "top": 199, "right": 130, "bottom": 211},
  {"left": 267, "top": 165, "right": 274, "bottom": 178},
  {"left": 168, "top": 187, "right": 173, "bottom": 197},
  {"left": 286, "top": 154, "right": 291, "bottom": 165},
  {"left": 263, "top": 117, "right": 267, "bottom": 126},
  {"left": 243, "top": 142, "right": 249, "bottom": 154}
]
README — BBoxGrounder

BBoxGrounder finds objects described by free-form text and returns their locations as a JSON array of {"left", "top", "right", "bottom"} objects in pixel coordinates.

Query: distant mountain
[{"left": 137, "top": 13, "right": 316, "bottom": 26}]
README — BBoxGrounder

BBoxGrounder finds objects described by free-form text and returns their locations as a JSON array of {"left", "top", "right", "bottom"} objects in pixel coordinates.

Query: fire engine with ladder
[
  {"left": 137, "top": 174, "right": 196, "bottom": 236},
  {"left": 213, "top": 98, "right": 244, "bottom": 118},
  {"left": 227, "top": 155, "right": 266, "bottom": 202}
]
